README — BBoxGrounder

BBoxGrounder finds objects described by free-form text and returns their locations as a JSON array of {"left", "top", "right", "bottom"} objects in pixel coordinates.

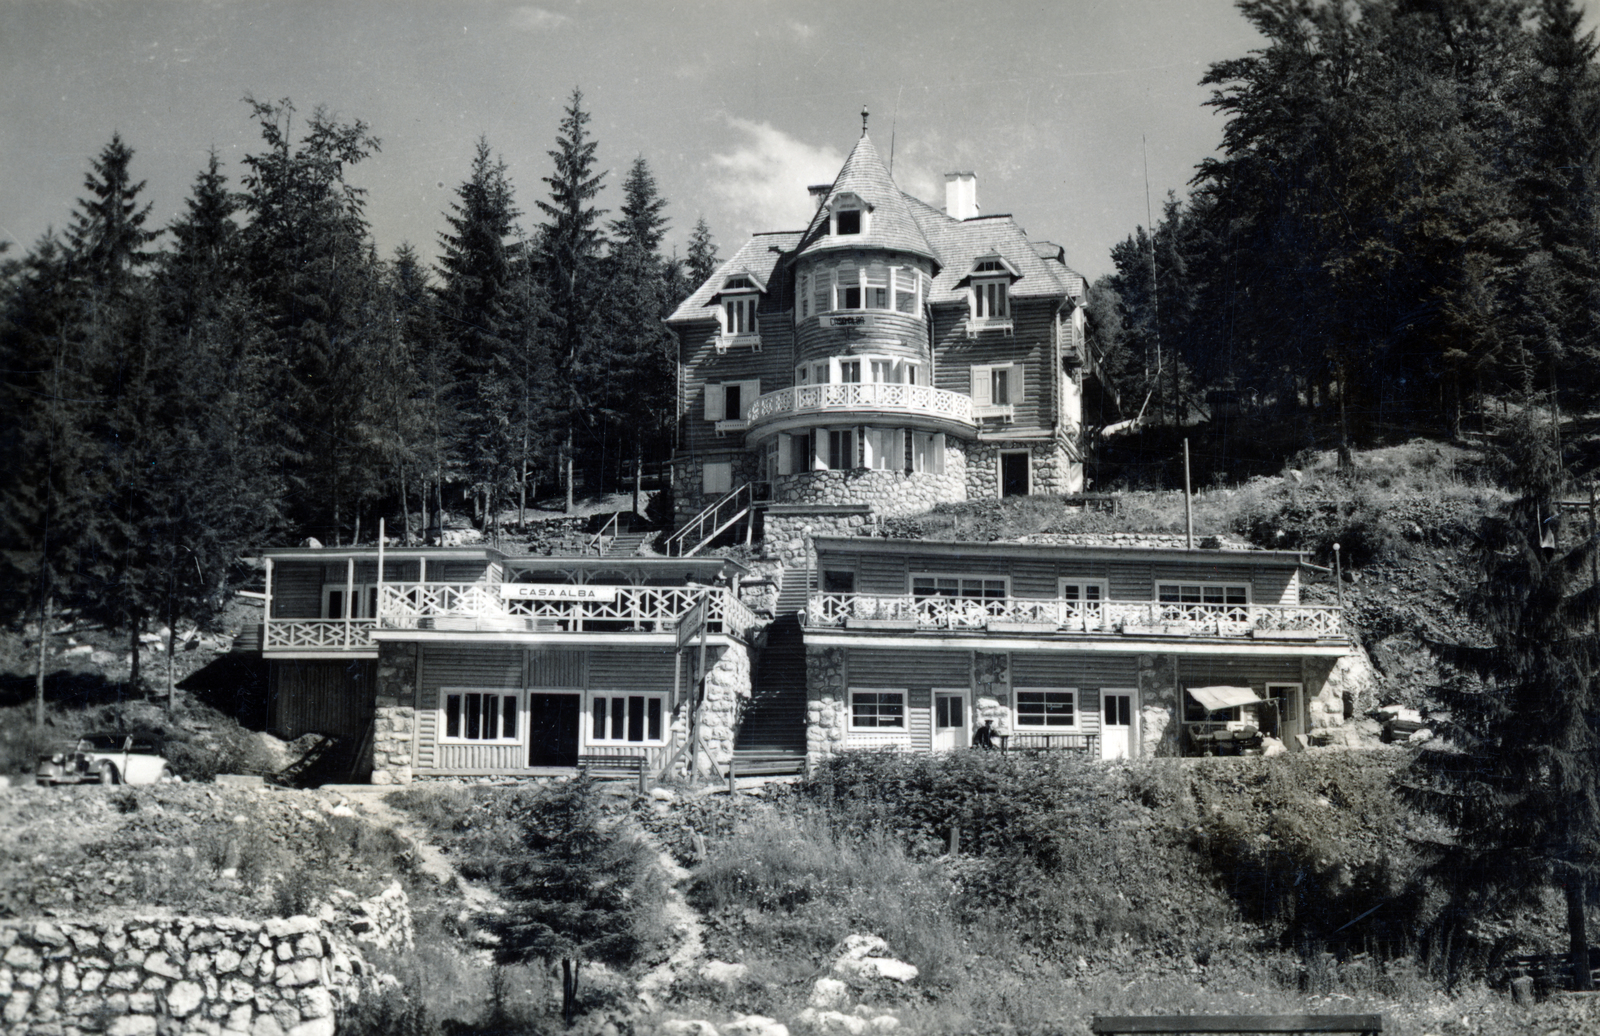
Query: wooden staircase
[
  {"left": 775, "top": 564, "right": 814, "bottom": 617},
  {"left": 602, "top": 529, "right": 650, "bottom": 557},
  {"left": 735, "top": 614, "right": 807, "bottom": 755}
]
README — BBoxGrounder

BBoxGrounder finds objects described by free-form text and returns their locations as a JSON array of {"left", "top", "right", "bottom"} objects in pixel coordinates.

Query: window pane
[
  {"left": 837, "top": 209, "right": 861, "bottom": 234},
  {"left": 503, "top": 697, "right": 517, "bottom": 739},
  {"left": 593, "top": 698, "right": 606, "bottom": 739},
  {"left": 610, "top": 697, "right": 626, "bottom": 740},
  {"left": 992, "top": 368, "right": 1009, "bottom": 405},
  {"left": 724, "top": 385, "right": 741, "bottom": 419},
  {"left": 648, "top": 698, "right": 662, "bottom": 741},
  {"left": 327, "top": 590, "right": 344, "bottom": 619},
  {"left": 446, "top": 695, "right": 461, "bottom": 739},
  {"left": 465, "top": 694, "right": 481, "bottom": 740},
  {"left": 628, "top": 696, "right": 646, "bottom": 742},
  {"left": 842, "top": 285, "right": 862, "bottom": 309}
]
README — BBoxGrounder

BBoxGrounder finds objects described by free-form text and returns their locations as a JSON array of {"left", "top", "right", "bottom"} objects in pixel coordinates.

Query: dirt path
[
  {"left": 335, "top": 787, "right": 497, "bottom": 911},
  {"left": 636, "top": 849, "right": 706, "bottom": 1007}
]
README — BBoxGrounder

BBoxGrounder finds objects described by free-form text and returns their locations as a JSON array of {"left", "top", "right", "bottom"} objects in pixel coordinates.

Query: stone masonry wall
[
  {"left": 973, "top": 651, "right": 1012, "bottom": 733},
  {"left": 692, "top": 641, "right": 752, "bottom": 774},
  {"left": 1138, "top": 654, "right": 1181, "bottom": 757},
  {"left": 763, "top": 513, "right": 870, "bottom": 572},
  {"left": 772, "top": 461, "right": 967, "bottom": 518},
  {"left": 371, "top": 642, "right": 417, "bottom": 786},
  {"left": 673, "top": 452, "right": 764, "bottom": 529},
  {"left": 964, "top": 437, "right": 1081, "bottom": 499},
  {"left": 0, "top": 903, "right": 402, "bottom": 1036},
  {"left": 805, "top": 646, "right": 848, "bottom": 769}
]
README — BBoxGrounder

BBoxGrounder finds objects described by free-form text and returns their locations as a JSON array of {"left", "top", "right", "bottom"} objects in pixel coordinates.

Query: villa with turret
[{"left": 231, "top": 122, "right": 1368, "bottom": 785}]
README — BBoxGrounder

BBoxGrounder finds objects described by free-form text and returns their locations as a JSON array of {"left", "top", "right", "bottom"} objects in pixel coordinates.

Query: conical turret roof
[{"left": 796, "top": 133, "right": 941, "bottom": 269}]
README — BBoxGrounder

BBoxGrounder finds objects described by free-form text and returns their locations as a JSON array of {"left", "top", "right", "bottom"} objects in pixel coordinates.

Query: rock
[
  {"left": 168, "top": 980, "right": 205, "bottom": 1017},
  {"left": 108, "top": 1017, "right": 157, "bottom": 1036},
  {"left": 659, "top": 1021, "right": 720, "bottom": 1036},
  {"left": 142, "top": 952, "right": 183, "bottom": 979},
  {"left": 1407, "top": 727, "right": 1434, "bottom": 743},
  {"left": 697, "top": 960, "right": 749, "bottom": 987},
  {"left": 869, "top": 1017, "right": 899, "bottom": 1033},
  {"left": 808, "top": 977, "right": 851, "bottom": 1010},
  {"left": 4, "top": 943, "right": 42, "bottom": 969},
  {"left": 722, "top": 1016, "right": 788, "bottom": 1036},
  {"left": 795, "top": 1009, "right": 867, "bottom": 1035},
  {"left": 831, "top": 957, "right": 918, "bottom": 986},
  {"left": 288, "top": 1020, "right": 335, "bottom": 1036},
  {"left": 833, "top": 935, "right": 891, "bottom": 962},
  {"left": 650, "top": 787, "right": 676, "bottom": 801}
]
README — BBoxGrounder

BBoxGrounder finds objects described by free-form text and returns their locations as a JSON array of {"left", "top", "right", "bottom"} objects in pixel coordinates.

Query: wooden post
[
  {"left": 1183, "top": 438, "right": 1194, "bottom": 550},
  {"left": 728, "top": 756, "right": 737, "bottom": 796},
  {"left": 263, "top": 558, "right": 274, "bottom": 651},
  {"left": 693, "top": 595, "right": 710, "bottom": 778},
  {"left": 377, "top": 519, "right": 385, "bottom": 630},
  {"left": 35, "top": 594, "right": 51, "bottom": 726}
]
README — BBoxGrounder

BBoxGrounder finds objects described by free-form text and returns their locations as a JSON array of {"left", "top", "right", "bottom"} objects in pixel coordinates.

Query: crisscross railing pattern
[
  {"left": 263, "top": 618, "right": 378, "bottom": 651},
  {"left": 745, "top": 383, "right": 975, "bottom": 426},
  {"left": 377, "top": 584, "right": 759, "bottom": 638},
  {"left": 805, "top": 594, "right": 1343, "bottom": 638}
]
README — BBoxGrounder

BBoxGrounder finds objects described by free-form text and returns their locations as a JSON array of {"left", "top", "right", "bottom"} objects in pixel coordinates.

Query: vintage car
[{"left": 35, "top": 733, "right": 172, "bottom": 786}]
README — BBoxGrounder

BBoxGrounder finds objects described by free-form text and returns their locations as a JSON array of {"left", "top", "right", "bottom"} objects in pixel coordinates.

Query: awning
[{"left": 1187, "top": 685, "right": 1261, "bottom": 712}]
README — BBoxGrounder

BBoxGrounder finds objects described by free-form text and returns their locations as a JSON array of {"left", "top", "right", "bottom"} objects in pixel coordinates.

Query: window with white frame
[
  {"left": 1015, "top": 688, "right": 1076, "bottom": 729},
  {"left": 827, "top": 428, "right": 856, "bottom": 470},
  {"left": 833, "top": 198, "right": 865, "bottom": 236},
  {"left": 723, "top": 294, "right": 758, "bottom": 337},
  {"left": 704, "top": 380, "right": 760, "bottom": 428},
  {"left": 1059, "top": 580, "right": 1107, "bottom": 603},
  {"left": 442, "top": 689, "right": 520, "bottom": 743},
  {"left": 911, "top": 432, "right": 946, "bottom": 474},
  {"left": 322, "top": 584, "right": 378, "bottom": 620},
  {"left": 702, "top": 461, "right": 732, "bottom": 495},
  {"left": 973, "top": 279, "right": 1008, "bottom": 320},
  {"left": 838, "top": 359, "right": 861, "bottom": 383},
  {"left": 865, "top": 266, "right": 890, "bottom": 309},
  {"left": 893, "top": 267, "right": 919, "bottom": 313},
  {"left": 1157, "top": 583, "right": 1249, "bottom": 606},
  {"left": 797, "top": 271, "right": 811, "bottom": 320},
  {"left": 971, "top": 363, "right": 1021, "bottom": 418},
  {"left": 911, "top": 575, "right": 1008, "bottom": 601},
  {"left": 589, "top": 693, "right": 666, "bottom": 744},
  {"left": 849, "top": 690, "right": 905, "bottom": 729}
]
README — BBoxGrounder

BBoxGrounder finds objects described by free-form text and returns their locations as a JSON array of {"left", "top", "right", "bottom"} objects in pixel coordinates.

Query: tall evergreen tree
[
  {"left": 536, "top": 88, "right": 608, "bottom": 512},
  {"left": 685, "top": 216, "right": 718, "bottom": 287}
]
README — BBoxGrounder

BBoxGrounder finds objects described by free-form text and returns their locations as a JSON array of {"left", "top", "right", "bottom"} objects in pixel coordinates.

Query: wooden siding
[
  {"left": 930, "top": 298, "right": 1055, "bottom": 432},
  {"left": 587, "top": 647, "right": 682, "bottom": 689},
  {"left": 909, "top": 706, "right": 933, "bottom": 752},
  {"left": 1011, "top": 653, "right": 1139, "bottom": 736},
  {"left": 529, "top": 650, "right": 585, "bottom": 688},
  {"left": 271, "top": 567, "right": 323, "bottom": 618},
  {"left": 824, "top": 545, "right": 1301, "bottom": 604},
  {"left": 269, "top": 659, "right": 373, "bottom": 738},
  {"left": 1179, "top": 656, "right": 1307, "bottom": 692},
  {"left": 680, "top": 313, "right": 797, "bottom": 458},
  {"left": 416, "top": 645, "right": 525, "bottom": 771},
  {"left": 848, "top": 648, "right": 970, "bottom": 686}
]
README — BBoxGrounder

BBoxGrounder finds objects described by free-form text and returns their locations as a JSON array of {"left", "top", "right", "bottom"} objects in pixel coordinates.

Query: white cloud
[
  {"left": 508, "top": 6, "right": 570, "bottom": 32},
  {"left": 786, "top": 20, "right": 816, "bottom": 41},
  {"left": 708, "top": 119, "right": 843, "bottom": 234}
]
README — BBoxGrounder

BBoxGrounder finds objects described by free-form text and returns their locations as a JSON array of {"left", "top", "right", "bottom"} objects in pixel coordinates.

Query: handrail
[
  {"left": 745, "top": 383, "right": 975, "bottom": 426},
  {"left": 586, "top": 512, "right": 621, "bottom": 555},
  {"left": 804, "top": 594, "right": 1344, "bottom": 638},
  {"left": 664, "top": 482, "right": 754, "bottom": 557},
  {"left": 376, "top": 583, "right": 759, "bottom": 640}
]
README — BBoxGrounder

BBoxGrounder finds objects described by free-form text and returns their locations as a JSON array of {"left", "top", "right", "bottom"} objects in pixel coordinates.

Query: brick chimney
[{"left": 944, "top": 172, "right": 979, "bottom": 220}]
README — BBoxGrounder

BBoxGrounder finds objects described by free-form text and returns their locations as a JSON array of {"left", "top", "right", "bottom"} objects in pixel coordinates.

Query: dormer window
[
  {"left": 966, "top": 253, "right": 1019, "bottom": 333},
  {"left": 714, "top": 272, "right": 764, "bottom": 351},
  {"left": 828, "top": 193, "right": 869, "bottom": 236}
]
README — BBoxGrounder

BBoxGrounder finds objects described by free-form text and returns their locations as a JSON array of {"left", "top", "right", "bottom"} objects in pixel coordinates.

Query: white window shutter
[
  {"left": 814, "top": 432, "right": 827, "bottom": 471},
  {"left": 933, "top": 433, "right": 946, "bottom": 474},
  {"left": 777, "top": 434, "right": 793, "bottom": 476},
  {"left": 971, "top": 365, "right": 992, "bottom": 408},
  {"left": 741, "top": 380, "right": 761, "bottom": 418},
  {"left": 704, "top": 384, "right": 724, "bottom": 422},
  {"left": 1008, "top": 363, "right": 1024, "bottom": 405},
  {"left": 894, "top": 429, "right": 906, "bottom": 470},
  {"left": 862, "top": 430, "right": 876, "bottom": 469}
]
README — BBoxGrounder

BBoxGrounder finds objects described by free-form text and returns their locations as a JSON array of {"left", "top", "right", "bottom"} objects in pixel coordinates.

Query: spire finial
[{"left": 861, "top": 105, "right": 869, "bottom": 137}]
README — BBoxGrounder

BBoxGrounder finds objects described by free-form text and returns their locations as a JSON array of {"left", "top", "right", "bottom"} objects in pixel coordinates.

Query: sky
[{"left": 1, "top": 0, "right": 1582, "bottom": 283}]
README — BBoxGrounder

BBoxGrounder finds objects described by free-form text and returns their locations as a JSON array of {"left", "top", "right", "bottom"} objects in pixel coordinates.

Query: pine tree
[
  {"left": 536, "top": 88, "right": 608, "bottom": 513},
  {"left": 685, "top": 216, "right": 718, "bottom": 287},
  {"left": 436, "top": 138, "right": 522, "bottom": 534},
  {"left": 1408, "top": 414, "right": 1600, "bottom": 989}
]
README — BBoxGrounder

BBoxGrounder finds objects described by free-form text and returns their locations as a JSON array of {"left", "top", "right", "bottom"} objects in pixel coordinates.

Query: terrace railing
[
  {"left": 745, "top": 383, "right": 975, "bottom": 429},
  {"left": 262, "top": 618, "right": 379, "bottom": 652},
  {"left": 377, "top": 583, "right": 760, "bottom": 640},
  {"left": 804, "top": 594, "right": 1343, "bottom": 639}
]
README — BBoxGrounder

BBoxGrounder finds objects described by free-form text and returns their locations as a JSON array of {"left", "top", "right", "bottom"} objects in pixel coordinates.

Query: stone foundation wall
[
  {"left": 0, "top": 905, "right": 400, "bottom": 1036},
  {"left": 763, "top": 512, "right": 872, "bottom": 571},
  {"left": 691, "top": 641, "right": 753, "bottom": 774},
  {"left": 1314, "top": 649, "right": 1375, "bottom": 730},
  {"left": 673, "top": 452, "right": 764, "bottom": 529},
  {"left": 371, "top": 642, "right": 417, "bottom": 786},
  {"left": 772, "top": 461, "right": 967, "bottom": 518},
  {"left": 805, "top": 646, "right": 848, "bottom": 769},
  {"left": 973, "top": 651, "right": 1012, "bottom": 731},
  {"left": 1138, "top": 654, "right": 1181, "bottom": 757},
  {"left": 964, "top": 438, "right": 1082, "bottom": 499}
]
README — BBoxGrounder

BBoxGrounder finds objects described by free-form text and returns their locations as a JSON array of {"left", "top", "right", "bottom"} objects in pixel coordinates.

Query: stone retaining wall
[
  {"left": 0, "top": 910, "right": 391, "bottom": 1036},
  {"left": 372, "top": 642, "right": 418, "bottom": 786},
  {"left": 772, "top": 461, "right": 967, "bottom": 517},
  {"left": 964, "top": 438, "right": 1081, "bottom": 498}
]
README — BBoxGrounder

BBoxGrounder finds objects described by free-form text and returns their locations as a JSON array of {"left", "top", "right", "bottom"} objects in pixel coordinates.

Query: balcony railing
[
  {"left": 378, "top": 583, "right": 760, "bottom": 639},
  {"left": 744, "top": 383, "right": 975, "bottom": 429},
  {"left": 804, "top": 594, "right": 1344, "bottom": 639},
  {"left": 263, "top": 618, "right": 378, "bottom": 652}
]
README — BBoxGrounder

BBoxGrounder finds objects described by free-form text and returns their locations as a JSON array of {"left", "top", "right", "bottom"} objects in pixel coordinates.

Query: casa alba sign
[
  {"left": 821, "top": 313, "right": 878, "bottom": 329},
  {"left": 499, "top": 584, "right": 619, "bottom": 602}
]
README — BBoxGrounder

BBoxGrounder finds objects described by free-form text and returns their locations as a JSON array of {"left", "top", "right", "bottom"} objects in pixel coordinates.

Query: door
[
  {"left": 528, "top": 693, "right": 580, "bottom": 767},
  {"left": 1101, "top": 690, "right": 1136, "bottom": 760},
  {"left": 934, "top": 691, "right": 969, "bottom": 751},
  {"left": 1000, "top": 451, "right": 1030, "bottom": 497},
  {"left": 1266, "top": 683, "right": 1304, "bottom": 744}
]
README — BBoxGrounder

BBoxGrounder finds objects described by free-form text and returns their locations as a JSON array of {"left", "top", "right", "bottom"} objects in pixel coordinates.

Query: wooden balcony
[
  {"left": 743, "top": 383, "right": 977, "bottom": 441},
  {"left": 258, "top": 586, "right": 760, "bottom": 654},
  {"left": 376, "top": 583, "right": 760, "bottom": 639},
  {"left": 803, "top": 594, "right": 1344, "bottom": 640}
]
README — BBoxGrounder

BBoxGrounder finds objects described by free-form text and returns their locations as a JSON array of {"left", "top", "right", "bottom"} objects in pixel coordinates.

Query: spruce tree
[
  {"left": 536, "top": 88, "right": 607, "bottom": 512},
  {"left": 685, "top": 216, "right": 718, "bottom": 287}
]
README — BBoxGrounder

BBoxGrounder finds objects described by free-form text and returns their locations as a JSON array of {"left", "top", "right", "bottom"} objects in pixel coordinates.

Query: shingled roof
[
  {"left": 666, "top": 230, "right": 803, "bottom": 324},
  {"left": 794, "top": 133, "right": 940, "bottom": 268}
]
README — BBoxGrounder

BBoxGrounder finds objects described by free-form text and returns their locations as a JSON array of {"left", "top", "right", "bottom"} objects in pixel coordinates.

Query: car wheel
[{"left": 97, "top": 762, "right": 119, "bottom": 785}]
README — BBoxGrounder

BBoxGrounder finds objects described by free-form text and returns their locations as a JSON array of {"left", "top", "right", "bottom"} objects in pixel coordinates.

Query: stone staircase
[
  {"left": 735, "top": 614, "right": 807, "bottom": 755},
  {"left": 601, "top": 528, "right": 650, "bottom": 557},
  {"left": 774, "top": 564, "right": 814, "bottom": 617}
]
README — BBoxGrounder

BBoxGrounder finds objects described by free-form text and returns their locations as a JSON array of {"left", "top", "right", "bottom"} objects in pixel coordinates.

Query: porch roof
[
  {"left": 1188, "top": 685, "right": 1262, "bottom": 711},
  {"left": 810, "top": 535, "right": 1311, "bottom": 567}
]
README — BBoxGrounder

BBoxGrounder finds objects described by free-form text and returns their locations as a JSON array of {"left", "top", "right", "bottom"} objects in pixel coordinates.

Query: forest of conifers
[
  {"left": 0, "top": 89, "right": 713, "bottom": 636},
  {"left": 1090, "top": 0, "right": 1600, "bottom": 445},
  {"left": 3, "top": 0, "right": 1600, "bottom": 641}
]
